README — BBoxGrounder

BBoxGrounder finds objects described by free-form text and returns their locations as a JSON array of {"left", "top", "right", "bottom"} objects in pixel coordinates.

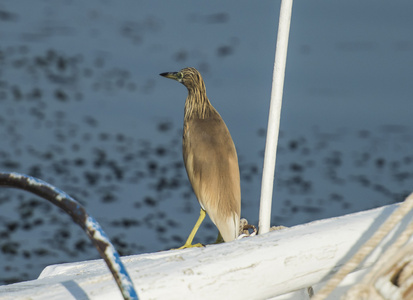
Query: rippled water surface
[{"left": 1, "top": 1, "right": 413, "bottom": 284}]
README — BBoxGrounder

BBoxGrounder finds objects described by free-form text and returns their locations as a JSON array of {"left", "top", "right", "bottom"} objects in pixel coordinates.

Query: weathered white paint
[{"left": 0, "top": 203, "right": 408, "bottom": 300}]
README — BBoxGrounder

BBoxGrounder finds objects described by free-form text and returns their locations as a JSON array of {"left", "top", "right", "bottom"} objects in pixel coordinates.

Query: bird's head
[{"left": 160, "top": 67, "right": 205, "bottom": 92}]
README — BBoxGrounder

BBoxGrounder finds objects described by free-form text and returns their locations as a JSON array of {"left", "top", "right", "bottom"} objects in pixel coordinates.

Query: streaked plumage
[{"left": 160, "top": 67, "right": 240, "bottom": 246}]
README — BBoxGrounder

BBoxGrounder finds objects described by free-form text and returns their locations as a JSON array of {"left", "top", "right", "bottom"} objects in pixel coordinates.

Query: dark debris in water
[{"left": 0, "top": 43, "right": 412, "bottom": 286}]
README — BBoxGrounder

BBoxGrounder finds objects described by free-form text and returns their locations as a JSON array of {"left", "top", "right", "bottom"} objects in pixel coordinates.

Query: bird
[{"left": 160, "top": 67, "right": 241, "bottom": 249}]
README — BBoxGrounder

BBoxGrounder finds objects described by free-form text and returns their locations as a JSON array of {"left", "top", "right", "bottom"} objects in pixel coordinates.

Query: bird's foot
[{"left": 172, "top": 242, "right": 205, "bottom": 250}]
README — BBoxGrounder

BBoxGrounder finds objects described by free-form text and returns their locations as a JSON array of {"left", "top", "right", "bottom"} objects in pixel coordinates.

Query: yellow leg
[
  {"left": 175, "top": 209, "right": 206, "bottom": 249},
  {"left": 214, "top": 232, "right": 224, "bottom": 244}
]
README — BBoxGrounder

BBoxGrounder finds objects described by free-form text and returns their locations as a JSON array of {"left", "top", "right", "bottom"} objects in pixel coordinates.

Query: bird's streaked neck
[{"left": 184, "top": 85, "right": 213, "bottom": 120}]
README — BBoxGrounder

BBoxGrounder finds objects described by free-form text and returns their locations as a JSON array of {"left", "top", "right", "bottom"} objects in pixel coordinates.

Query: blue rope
[{"left": 0, "top": 172, "right": 138, "bottom": 300}]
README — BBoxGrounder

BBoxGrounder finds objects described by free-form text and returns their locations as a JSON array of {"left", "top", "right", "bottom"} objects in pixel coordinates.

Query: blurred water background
[{"left": 0, "top": 1, "right": 412, "bottom": 284}]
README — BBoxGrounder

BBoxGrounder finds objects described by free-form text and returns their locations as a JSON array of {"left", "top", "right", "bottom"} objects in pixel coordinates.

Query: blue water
[{"left": 0, "top": 1, "right": 412, "bottom": 284}]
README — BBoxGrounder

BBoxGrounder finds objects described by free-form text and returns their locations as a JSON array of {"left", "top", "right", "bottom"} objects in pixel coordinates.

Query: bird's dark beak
[{"left": 160, "top": 72, "right": 179, "bottom": 80}]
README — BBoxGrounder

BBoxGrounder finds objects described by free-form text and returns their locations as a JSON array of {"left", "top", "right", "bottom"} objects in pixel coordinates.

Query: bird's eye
[{"left": 177, "top": 72, "right": 183, "bottom": 80}]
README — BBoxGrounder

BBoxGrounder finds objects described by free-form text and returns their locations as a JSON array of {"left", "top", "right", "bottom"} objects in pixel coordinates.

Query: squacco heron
[{"left": 160, "top": 67, "right": 241, "bottom": 248}]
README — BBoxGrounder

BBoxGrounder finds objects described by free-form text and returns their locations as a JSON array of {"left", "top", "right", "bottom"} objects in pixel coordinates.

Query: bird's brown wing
[{"left": 183, "top": 112, "right": 241, "bottom": 242}]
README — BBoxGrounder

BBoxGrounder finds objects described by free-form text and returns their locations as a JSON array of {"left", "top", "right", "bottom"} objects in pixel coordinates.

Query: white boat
[{"left": 1, "top": 201, "right": 411, "bottom": 300}]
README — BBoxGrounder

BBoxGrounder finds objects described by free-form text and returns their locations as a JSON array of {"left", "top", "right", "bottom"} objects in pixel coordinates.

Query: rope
[
  {"left": 313, "top": 192, "right": 413, "bottom": 300},
  {"left": 362, "top": 206, "right": 413, "bottom": 285}
]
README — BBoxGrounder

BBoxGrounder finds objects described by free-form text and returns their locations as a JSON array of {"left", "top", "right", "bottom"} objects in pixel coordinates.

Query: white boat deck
[{"left": 0, "top": 203, "right": 406, "bottom": 300}]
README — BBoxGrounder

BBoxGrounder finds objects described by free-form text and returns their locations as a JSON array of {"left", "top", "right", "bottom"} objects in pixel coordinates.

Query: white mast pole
[{"left": 258, "top": 0, "right": 293, "bottom": 235}]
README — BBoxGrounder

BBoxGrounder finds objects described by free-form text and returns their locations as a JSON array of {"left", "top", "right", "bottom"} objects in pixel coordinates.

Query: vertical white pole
[{"left": 258, "top": 0, "right": 293, "bottom": 235}]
